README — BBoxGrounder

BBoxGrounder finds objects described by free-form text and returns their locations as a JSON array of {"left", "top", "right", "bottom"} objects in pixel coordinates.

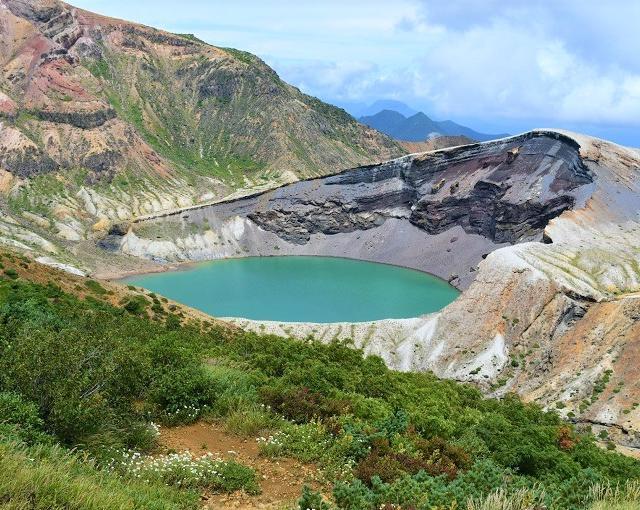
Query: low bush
[
  {"left": 224, "top": 404, "right": 282, "bottom": 436},
  {"left": 204, "top": 364, "right": 261, "bottom": 416},
  {"left": 121, "top": 295, "right": 149, "bottom": 315},
  {"left": 3, "top": 268, "right": 18, "bottom": 279},
  {"left": 150, "top": 366, "right": 217, "bottom": 424},
  {"left": 107, "top": 449, "right": 260, "bottom": 494},
  {"left": 0, "top": 391, "right": 51, "bottom": 445},
  {"left": 257, "top": 421, "right": 331, "bottom": 462},
  {"left": 84, "top": 280, "right": 107, "bottom": 295},
  {"left": 260, "top": 385, "right": 351, "bottom": 423},
  {"left": 355, "top": 436, "right": 471, "bottom": 485}
]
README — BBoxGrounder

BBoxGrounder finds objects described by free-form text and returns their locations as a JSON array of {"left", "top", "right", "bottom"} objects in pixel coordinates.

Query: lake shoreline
[
  {"left": 123, "top": 255, "right": 460, "bottom": 323},
  {"left": 107, "top": 253, "right": 463, "bottom": 291}
]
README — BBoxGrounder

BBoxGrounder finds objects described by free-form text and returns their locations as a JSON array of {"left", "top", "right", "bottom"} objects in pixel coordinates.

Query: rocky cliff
[
  {"left": 113, "top": 131, "right": 593, "bottom": 288},
  {"left": 0, "top": 0, "right": 402, "bottom": 261},
  {"left": 111, "top": 129, "right": 640, "bottom": 449}
]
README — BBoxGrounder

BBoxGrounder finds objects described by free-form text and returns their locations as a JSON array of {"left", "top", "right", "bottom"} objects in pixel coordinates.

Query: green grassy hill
[{"left": 0, "top": 253, "right": 639, "bottom": 509}]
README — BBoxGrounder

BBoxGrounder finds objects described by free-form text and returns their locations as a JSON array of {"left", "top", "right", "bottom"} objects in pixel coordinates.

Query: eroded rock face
[
  {"left": 0, "top": 124, "right": 58, "bottom": 177},
  {"left": 245, "top": 132, "right": 592, "bottom": 246},
  {"left": 33, "top": 107, "right": 116, "bottom": 129},
  {"left": 117, "top": 131, "right": 594, "bottom": 292}
]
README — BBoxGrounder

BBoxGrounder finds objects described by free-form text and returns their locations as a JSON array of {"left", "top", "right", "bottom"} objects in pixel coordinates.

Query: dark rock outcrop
[
  {"left": 33, "top": 107, "right": 117, "bottom": 129},
  {"left": 82, "top": 149, "right": 121, "bottom": 173},
  {"left": 0, "top": 145, "right": 58, "bottom": 177},
  {"left": 4, "top": 0, "right": 62, "bottom": 23},
  {"left": 237, "top": 131, "right": 593, "bottom": 245}
]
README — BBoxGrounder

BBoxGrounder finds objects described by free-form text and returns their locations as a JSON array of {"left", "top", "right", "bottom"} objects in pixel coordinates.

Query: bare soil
[{"left": 159, "top": 422, "right": 322, "bottom": 509}]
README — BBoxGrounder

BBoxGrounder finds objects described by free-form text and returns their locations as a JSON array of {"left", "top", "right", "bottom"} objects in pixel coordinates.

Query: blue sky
[{"left": 72, "top": 0, "right": 640, "bottom": 146}]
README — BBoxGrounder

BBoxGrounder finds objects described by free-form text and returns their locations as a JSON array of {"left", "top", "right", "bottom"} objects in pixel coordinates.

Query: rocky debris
[
  {"left": 97, "top": 221, "right": 131, "bottom": 251},
  {"left": 0, "top": 92, "right": 17, "bottom": 118},
  {"left": 81, "top": 149, "right": 120, "bottom": 173},
  {"left": 0, "top": 144, "right": 58, "bottom": 176},
  {"left": 248, "top": 201, "right": 394, "bottom": 244},
  {"left": 108, "top": 222, "right": 130, "bottom": 236},
  {"left": 0, "top": 124, "right": 58, "bottom": 177},
  {"left": 431, "top": 178, "right": 446, "bottom": 193}
]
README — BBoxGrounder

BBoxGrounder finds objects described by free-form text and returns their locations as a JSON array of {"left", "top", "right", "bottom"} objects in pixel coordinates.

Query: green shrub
[
  {"left": 258, "top": 421, "right": 331, "bottom": 462},
  {"left": 84, "top": 280, "right": 107, "bottom": 295},
  {"left": 3, "top": 268, "right": 18, "bottom": 279},
  {"left": 0, "top": 392, "right": 51, "bottom": 445},
  {"left": 298, "top": 485, "right": 332, "bottom": 510},
  {"left": 121, "top": 295, "right": 149, "bottom": 315},
  {"left": 260, "top": 385, "right": 351, "bottom": 423},
  {"left": 150, "top": 366, "right": 217, "bottom": 424},
  {"left": 1, "top": 276, "right": 640, "bottom": 509},
  {"left": 0, "top": 281, "right": 204, "bottom": 448},
  {"left": 355, "top": 436, "right": 470, "bottom": 485}
]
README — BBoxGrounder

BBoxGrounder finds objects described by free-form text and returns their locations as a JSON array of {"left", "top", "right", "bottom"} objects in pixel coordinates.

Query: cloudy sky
[{"left": 73, "top": 0, "right": 640, "bottom": 146}]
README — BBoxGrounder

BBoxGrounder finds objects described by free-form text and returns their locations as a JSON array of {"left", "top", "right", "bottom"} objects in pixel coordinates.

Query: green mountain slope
[
  {"left": 0, "top": 0, "right": 403, "bottom": 258},
  {"left": 0, "top": 253, "right": 639, "bottom": 509}
]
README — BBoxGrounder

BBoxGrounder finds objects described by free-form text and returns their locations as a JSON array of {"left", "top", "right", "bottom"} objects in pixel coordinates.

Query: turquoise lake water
[{"left": 124, "top": 256, "right": 459, "bottom": 323}]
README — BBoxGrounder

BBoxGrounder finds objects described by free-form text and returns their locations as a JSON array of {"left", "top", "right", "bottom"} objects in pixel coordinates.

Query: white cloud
[{"left": 275, "top": 1, "right": 640, "bottom": 129}]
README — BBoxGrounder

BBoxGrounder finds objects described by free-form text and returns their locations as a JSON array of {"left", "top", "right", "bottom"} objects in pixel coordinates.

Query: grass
[
  {"left": 223, "top": 405, "right": 282, "bottom": 437},
  {"left": 466, "top": 488, "right": 546, "bottom": 510},
  {"left": 85, "top": 280, "right": 107, "bottom": 295},
  {"left": 588, "top": 481, "right": 640, "bottom": 510},
  {"left": 0, "top": 439, "right": 197, "bottom": 510},
  {"left": 84, "top": 55, "right": 111, "bottom": 80}
]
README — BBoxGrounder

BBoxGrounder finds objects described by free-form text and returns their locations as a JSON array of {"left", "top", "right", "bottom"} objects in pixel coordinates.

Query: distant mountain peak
[{"left": 359, "top": 109, "right": 509, "bottom": 142}]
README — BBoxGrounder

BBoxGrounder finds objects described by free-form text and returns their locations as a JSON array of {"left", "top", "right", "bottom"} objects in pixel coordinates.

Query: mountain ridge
[
  {"left": 360, "top": 108, "right": 509, "bottom": 142},
  {"left": 0, "top": 0, "right": 403, "bottom": 259}
]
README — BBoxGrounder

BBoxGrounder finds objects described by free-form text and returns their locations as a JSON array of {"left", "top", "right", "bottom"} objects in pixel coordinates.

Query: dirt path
[{"left": 160, "top": 422, "right": 322, "bottom": 509}]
